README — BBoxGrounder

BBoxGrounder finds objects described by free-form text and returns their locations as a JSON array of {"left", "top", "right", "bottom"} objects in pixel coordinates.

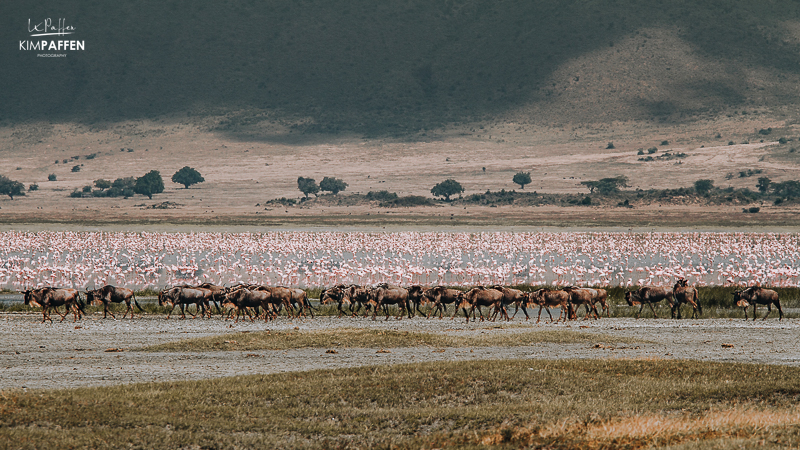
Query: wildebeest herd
[{"left": 20, "top": 279, "right": 783, "bottom": 323}]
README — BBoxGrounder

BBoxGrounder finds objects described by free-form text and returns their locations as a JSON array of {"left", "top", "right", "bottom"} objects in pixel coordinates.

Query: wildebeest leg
[
  {"left": 752, "top": 304, "right": 757, "bottom": 322},
  {"left": 776, "top": 300, "right": 783, "bottom": 321},
  {"left": 742, "top": 306, "right": 748, "bottom": 320},
  {"left": 648, "top": 302, "right": 658, "bottom": 319},
  {"left": 763, "top": 303, "right": 772, "bottom": 321},
  {"left": 102, "top": 302, "right": 113, "bottom": 319},
  {"left": 636, "top": 303, "right": 644, "bottom": 319}
]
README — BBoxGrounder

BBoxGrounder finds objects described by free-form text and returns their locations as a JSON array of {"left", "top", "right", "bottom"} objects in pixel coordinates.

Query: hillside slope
[{"left": 3, "top": 0, "right": 800, "bottom": 134}]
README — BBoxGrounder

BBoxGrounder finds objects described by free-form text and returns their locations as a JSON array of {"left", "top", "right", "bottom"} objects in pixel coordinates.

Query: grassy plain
[
  {"left": 2, "top": 359, "right": 800, "bottom": 449},
  {"left": 141, "top": 328, "right": 640, "bottom": 352}
]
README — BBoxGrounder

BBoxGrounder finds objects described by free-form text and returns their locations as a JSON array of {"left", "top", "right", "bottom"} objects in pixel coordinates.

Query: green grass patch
[
  {"left": 141, "top": 328, "right": 640, "bottom": 352},
  {"left": 3, "top": 359, "right": 800, "bottom": 449}
]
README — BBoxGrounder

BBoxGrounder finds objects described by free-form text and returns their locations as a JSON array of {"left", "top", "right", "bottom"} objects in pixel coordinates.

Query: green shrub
[{"left": 48, "top": 173, "right": 56, "bottom": 181}]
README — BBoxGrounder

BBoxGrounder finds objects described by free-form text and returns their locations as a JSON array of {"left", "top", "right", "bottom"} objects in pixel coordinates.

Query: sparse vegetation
[
  {"left": 71, "top": 165, "right": 81, "bottom": 172},
  {"left": 47, "top": 173, "right": 56, "bottom": 181},
  {"left": 28, "top": 183, "right": 38, "bottom": 191},
  {"left": 4, "top": 359, "right": 800, "bottom": 449}
]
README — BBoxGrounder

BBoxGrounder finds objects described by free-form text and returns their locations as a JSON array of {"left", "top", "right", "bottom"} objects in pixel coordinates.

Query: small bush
[
  {"left": 743, "top": 207, "right": 760, "bottom": 213},
  {"left": 82, "top": 185, "right": 92, "bottom": 193},
  {"left": 71, "top": 165, "right": 81, "bottom": 172},
  {"left": 69, "top": 189, "right": 82, "bottom": 198},
  {"left": 660, "top": 140, "right": 669, "bottom": 145},
  {"left": 728, "top": 141, "right": 735, "bottom": 145},
  {"left": 366, "top": 190, "right": 398, "bottom": 202},
  {"left": 85, "top": 153, "right": 98, "bottom": 160},
  {"left": 47, "top": 174, "right": 56, "bottom": 181},
  {"left": 779, "top": 137, "right": 788, "bottom": 144},
  {"left": 606, "top": 142, "right": 615, "bottom": 149},
  {"left": 28, "top": 183, "right": 38, "bottom": 191},
  {"left": 581, "top": 196, "right": 592, "bottom": 205},
  {"left": 647, "top": 147, "right": 657, "bottom": 154},
  {"left": 637, "top": 149, "right": 644, "bottom": 155},
  {"left": 758, "top": 128, "right": 772, "bottom": 135},
  {"left": 774, "top": 198, "right": 784, "bottom": 205}
]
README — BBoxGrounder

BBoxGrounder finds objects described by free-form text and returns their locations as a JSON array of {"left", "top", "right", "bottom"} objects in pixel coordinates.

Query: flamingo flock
[{"left": 0, "top": 231, "right": 798, "bottom": 291}]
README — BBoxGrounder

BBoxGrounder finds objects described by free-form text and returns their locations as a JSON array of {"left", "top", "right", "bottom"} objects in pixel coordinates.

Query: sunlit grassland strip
[
  {"left": 2, "top": 359, "right": 800, "bottom": 449},
  {"left": 140, "top": 328, "right": 644, "bottom": 352}
]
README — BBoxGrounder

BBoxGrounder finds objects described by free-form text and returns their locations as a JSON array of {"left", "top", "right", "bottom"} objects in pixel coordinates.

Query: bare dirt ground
[
  {"left": 1, "top": 114, "right": 799, "bottom": 227},
  {"left": 1, "top": 312, "right": 797, "bottom": 391}
]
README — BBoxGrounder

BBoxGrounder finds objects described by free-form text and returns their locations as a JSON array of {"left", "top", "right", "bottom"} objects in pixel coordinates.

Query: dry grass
[
  {"left": 141, "top": 328, "right": 641, "bottom": 352},
  {"left": 2, "top": 359, "right": 800, "bottom": 449}
]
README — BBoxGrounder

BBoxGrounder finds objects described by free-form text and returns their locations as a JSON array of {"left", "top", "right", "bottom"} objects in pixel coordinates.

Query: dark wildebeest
[
  {"left": 258, "top": 286, "right": 296, "bottom": 318},
  {"left": 734, "top": 286, "right": 782, "bottom": 321},
  {"left": 86, "top": 285, "right": 142, "bottom": 319},
  {"left": 563, "top": 286, "right": 600, "bottom": 320},
  {"left": 423, "top": 286, "right": 463, "bottom": 319},
  {"left": 671, "top": 279, "right": 702, "bottom": 319},
  {"left": 159, "top": 286, "right": 214, "bottom": 319},
  {"left": 223, "top": 287, "right": 273, "bottom": 322},
  {"left": 529, "top": 288, "right": 570, "bottom": 323},
  {"left": 195, "top": 283, "right": 226, "bottom": 313},
  {"left": 320, "top": 286, "right": 350, "bottom": 317},
  {"left": 489, "top": 285, "right": 528, "bottom": 320},
  {"left": 24, "top": 287, "right": 85, "bottom": 323},
  {"left": 460, "top": 286, "right": 507, "bottom": 323},
  {"left": 342, "top": 284, "right": 373, "bottom": 317},
  {"left": 406, "top": 285, "right": 431, "bottom": 318},
  {"left": 370, "top": 284, "right": 411, "bottom": 321},
  {"left": 625, "top": 286, "right": 673, "bottom": 319},
  {"left": 290, "top": 288, "right": 315, "bottom": 318}
]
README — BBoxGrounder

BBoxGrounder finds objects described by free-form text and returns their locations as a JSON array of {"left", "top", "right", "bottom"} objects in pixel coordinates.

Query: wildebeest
[
  {"left": 422, "top": 286, "right": 463, "bottom": 319},
  {"left": 563, "top": 286, "right": 601, "bottom": 320},
  {"left": 460, "top": 286, "right": 507, "bottom": 323},
  {"left": 489, "top": 285, "right": 528, "bottom": 320},
  {"left": 406, "top": 285, "right": 431, "bottom": 318},
  {"left": 195, "top": 283, "right": 226, "bottom": 313},
  {"left": 528, "top": 288, "right": 570, "bottom": 323},
  {"left": 290, "top": 288, "right": 315, "bottom": 318},
  {"left": 223, "top": 287, "right": 273, "bottom": 322},
  {"left": 370, "top": 284, "right": 411, "bottom": 321},
  {"left": 671, "top": 279, "right": 702, "bottom": 319},
  {"left": 159, "top": 286, "right": 214, "bottom": 319},
  {"left": 625, "top": 286, "right": 673, "bottom": 319},
  {"left": 24, "top": 287, "right": 85, "bottom": 323},
  {"left": 733, "top": 286, "right": 782, "bottom": 321},
  {"left": 86, "top": 285, "right": 142, "bottom": 319}
]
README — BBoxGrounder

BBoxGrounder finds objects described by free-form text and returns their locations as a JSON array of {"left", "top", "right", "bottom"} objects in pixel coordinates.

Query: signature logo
[
  {"left": 28, "top": 18, "right": 75, "bottom": 37},
  {"left": 20, "top": 18, "right": 84, "bottom": 55}
]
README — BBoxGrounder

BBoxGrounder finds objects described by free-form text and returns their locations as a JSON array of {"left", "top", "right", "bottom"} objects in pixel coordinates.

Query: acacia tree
[
  {"left": 431, "top": 179, "right": 464, "bottom": 201},
  {"left": 134, "top": 170, "right": 165, "bottom": 199},
  {"left": 319, "top": 176, "right": 348, "bottom": 195},
  {"left": 297, "top": 177, "right": 320, "bottom": 198},
  {"left": 0, "top": 175, "right": 25, "bottom": 199},
  {"left": 581, "top": 176, "right": 629, "bottom": 194},
  {"left": 512, "top": 172, "right": 532, "bottom": 189},
  {"left": 172, "top": 166, "right": 205, "bottom": 189},
  {"left": 694, "top": 179, "right": 714, "bottom": 195},
  {"left": 94, "top": 179, "right": 112, "bottom": 190},
  {"left": 756, "top": 176, "right": 771, "bottom": 194}
]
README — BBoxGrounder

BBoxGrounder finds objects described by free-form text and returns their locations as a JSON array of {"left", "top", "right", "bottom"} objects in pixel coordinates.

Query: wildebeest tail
[
  {"left": 694, "top": 289, "right": 702, "bottom": 314},
  {"left": 134, "top": 293, "right": 144, "bottom": 312}
]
